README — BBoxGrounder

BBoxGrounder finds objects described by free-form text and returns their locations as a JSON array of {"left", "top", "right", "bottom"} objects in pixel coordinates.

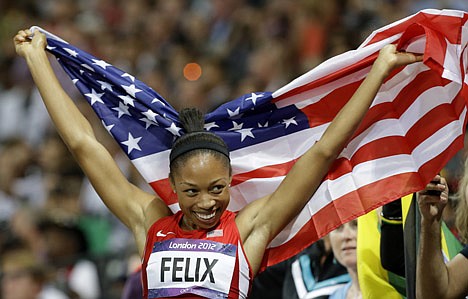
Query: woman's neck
[{"left": 346, "top": 267, "right": 361, "bottom": 299}]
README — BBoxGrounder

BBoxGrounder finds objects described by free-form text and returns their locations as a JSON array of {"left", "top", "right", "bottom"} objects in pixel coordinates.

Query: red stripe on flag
[
  {"left": 230, "top": 159, "right": 297, "bottom": 186},
  {"left": 150, "top": 179, "right": 178, "bottom": 206},
  {"left": 420, "top": 26, "right": 449, "bottom": 76},
  {"left": 299, "top": 80, "right": 364, "bottom": 128}
]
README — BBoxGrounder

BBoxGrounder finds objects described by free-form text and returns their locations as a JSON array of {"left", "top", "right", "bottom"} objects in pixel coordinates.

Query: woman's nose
[
  {"left": 198, "top": 193, "right": 216, "bottom": 209},
  {"left": 342, "top": 224, "right": 357, "bottom": 239}
]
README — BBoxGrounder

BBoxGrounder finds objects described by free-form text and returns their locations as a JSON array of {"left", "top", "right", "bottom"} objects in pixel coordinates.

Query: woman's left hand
[{"left": 374, "top": 44, "right": 423, "bottom": 78}]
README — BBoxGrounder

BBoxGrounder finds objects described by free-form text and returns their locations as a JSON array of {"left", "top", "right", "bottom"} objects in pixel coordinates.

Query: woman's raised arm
[
  {"left": 14, "top": 29, "right": 170, "bottom": 254},
  {"left": 237, "top": 44, "right": 422, "bottom": 272}
]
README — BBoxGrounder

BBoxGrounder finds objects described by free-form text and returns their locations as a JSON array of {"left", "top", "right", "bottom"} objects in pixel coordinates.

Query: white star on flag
[
  {"left": 151, "top": 98, "right": 166, "bottom": 105},
  {"left": 92, "top": 59, "right": 111, "bottom": 69},
  {"left": 112, "top": 102, "right": 131, "bottom": 118},
  {"left": 229, "top": 121, "right": 243, "bottom": 131},
  {"left": 121, "top": 133, "right": 142, "bottom": 154},
  {"left": 102, "top": 120, "right": 114, "bottom": 132},
  {"left": 97, "top": 80, "right": 113, "bottom": 91},
  {"left": 84, "top": 89, "right": 104, "bottom": 105},
  {"left": 81, "top": 64, "right": 94, "bottom": 72},
  {"left": 204, "top": 122, "right": 219, "bottom": 131},
  {"left": 119, "top": 95, "right": 135, "bottom": 107},
  {"left": 142, "top": 109, "right": 158, "bottom": 122},
  {"left": 122, "top": 73, "right": 135, "bottom": 82},
  {"left": 64, "top": 48, "right": 78, "bottom": 57},
  {"left": 245, "top": 92, "right": 263, "bottom": 105},
  {"left": 238, "top": 128, "right": 255, "bottom": 142},
  {"left": 282, "top": 117, "right": 298, "bottom": 128},
  {"left": 122, "top": 84, "right": 142, "bottom": 97},
  {"left": 139, "top": 118, "right": 157, "bottom": 129},
  {"left": 227, "top": 107, "right": 240, "bottom": 118},
  {"left": 166, "top": 123, "right": 182, "bottom": 136}
]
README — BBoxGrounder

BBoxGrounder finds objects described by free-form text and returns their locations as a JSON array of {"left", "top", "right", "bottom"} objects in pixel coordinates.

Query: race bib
[{"left": 146, "top": 238, "right": 237, "bottom": 298}]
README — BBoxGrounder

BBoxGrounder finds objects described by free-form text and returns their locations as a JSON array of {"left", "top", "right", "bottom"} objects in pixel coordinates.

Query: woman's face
[
  {"left": 171, "top": 153, "right": 231, "bottom": 231},
  {"left": 329, "top": 219, "right": 358, "bottom": 270}
]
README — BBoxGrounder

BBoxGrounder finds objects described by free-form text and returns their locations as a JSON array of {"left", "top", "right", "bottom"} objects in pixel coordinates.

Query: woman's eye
[
  {"left": 184, "top": 189, "right": 198, "bottom": 196},
  {"left": 334, "top": 225, "right": 344, "bottom": 232},
  {"left": 211, "top": 185, "right": 224, "bottom": 193}
]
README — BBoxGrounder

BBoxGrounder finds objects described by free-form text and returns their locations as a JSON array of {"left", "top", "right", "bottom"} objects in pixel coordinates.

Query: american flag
[{"left": 31, "top": 8, "right": 468, "bottom": 268}]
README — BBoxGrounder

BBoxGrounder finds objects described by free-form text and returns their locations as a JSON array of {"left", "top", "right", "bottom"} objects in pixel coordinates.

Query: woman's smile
[{"left": 194, "top": 210, "right": 217, "bottom": 221}]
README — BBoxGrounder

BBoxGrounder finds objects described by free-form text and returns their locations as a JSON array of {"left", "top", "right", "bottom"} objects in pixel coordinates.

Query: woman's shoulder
[
  {"left": 328, "top": 281, "right": 352, "bottom": 299},
  {"left": 146, "top": 210, "right": 180, "bottom": 233}
]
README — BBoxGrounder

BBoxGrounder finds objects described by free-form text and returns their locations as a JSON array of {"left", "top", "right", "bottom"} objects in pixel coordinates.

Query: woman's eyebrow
[{"left": 178, "top": 178, "right": 228, "bottom": 187}]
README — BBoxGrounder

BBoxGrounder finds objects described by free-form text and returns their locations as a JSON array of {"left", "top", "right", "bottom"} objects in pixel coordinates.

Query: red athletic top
[{"left": 142, "top": 211, "right": 253, "bottom": 299}]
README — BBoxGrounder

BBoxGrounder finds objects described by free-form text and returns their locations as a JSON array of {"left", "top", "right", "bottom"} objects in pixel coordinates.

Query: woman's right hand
[
  {"left": 13, "top": 29, "right": 47, "bottom": 58},
  {"left": 417, "top": 174, "right": 448, "bottom": 224}
]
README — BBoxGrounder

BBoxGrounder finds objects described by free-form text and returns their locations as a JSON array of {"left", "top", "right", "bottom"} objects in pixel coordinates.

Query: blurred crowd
[{"left": 1, "top": 0, "right": 467, "bottom": 298}]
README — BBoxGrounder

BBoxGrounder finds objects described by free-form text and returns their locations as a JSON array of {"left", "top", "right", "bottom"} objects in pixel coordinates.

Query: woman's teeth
[{"left": 196, "top": 210, "right": 216, "bottom": 220}]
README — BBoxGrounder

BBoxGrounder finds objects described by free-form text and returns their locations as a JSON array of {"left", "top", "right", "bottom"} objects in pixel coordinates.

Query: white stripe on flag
[
  {"left": 132, "top": 150, "right": 170, "bottom": 182},
  {"left": 442, "top": 41, "right": 463, "bottom": 83}
]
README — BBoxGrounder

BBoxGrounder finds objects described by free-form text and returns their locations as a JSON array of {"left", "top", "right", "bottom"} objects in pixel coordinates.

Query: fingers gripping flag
[{"left": 32, "top": 8, "right": 468, "bottom": 268}]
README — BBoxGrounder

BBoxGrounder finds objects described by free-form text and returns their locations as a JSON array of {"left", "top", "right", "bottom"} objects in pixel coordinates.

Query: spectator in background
[
  {"left": 0, "top": 138, "right": 33, "bottom": 221},
  {"left": 282, "top": 236, "right": 349, "bottom": 299},
  {"left": 9, "top": 207, "right": 46, "bottom": 262},
  {"left": 0, "top": 240, "right": 69, "bottom": 299},
  {"left": 38, "top": 217, "right": 101, "bottom": 299},
  {"left": 455, "top": 161, "right": 468, "bottom": 247},
  {"left": 328, "top": 219, "right": 360, "bottom": 299},
  {"left": 417, "top": 172, "right": 468, "bottom": 298},
  {"left": 247, "top": 235, "right": 350, "bottom": 299}
]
